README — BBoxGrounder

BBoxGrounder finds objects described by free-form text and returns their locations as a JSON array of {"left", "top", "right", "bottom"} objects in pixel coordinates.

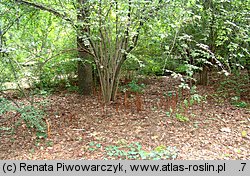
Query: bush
[{"left": 0, "top": 97, "right": 47, "bottom": 136}]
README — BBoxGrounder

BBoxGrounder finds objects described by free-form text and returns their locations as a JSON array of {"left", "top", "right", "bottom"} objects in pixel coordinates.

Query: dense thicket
[{"left": 0, "top": 0, "right": 249, "bottom": 101}]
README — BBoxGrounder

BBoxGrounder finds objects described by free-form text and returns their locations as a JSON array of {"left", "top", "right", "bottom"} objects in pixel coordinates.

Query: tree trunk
[
  {"left": 110, "top": 60, "right": 123, "bottom": 101},
  {"left": 199, "top": 66, "right": 208, "bottom": 86},
  {"left": 77, "top": 51, "right": 93, "bottom": 95},
  {"left": 77, "top": 0, "right": 93, "bottom": 95}
]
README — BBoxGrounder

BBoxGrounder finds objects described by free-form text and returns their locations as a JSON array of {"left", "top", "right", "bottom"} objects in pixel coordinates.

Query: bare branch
[
  {"left": 0, "top": 91, "right": 20, "bottom": 108},
  {"left": 2, "top": 14, "right": 24, "bottom": 36},
  {"left": 42, "top": 47, "right": 95, "bottom": 67},
  {"left": 15, "top": 0, "right": 75, "bottom": 25}
]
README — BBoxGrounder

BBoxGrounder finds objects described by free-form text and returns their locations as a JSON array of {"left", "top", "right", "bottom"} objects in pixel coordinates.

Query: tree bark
[
  {"left": 199, "top": 66, "right": 208, "bottom": 86},
  {"left": 15, "top": 0, "right": 94, "bottom": 94},
  {"left": 77, "top": 47, "right": 93, "bottom": 95},
  {"left": 77, "top": 0, "right": 93, "bottom": 95}
]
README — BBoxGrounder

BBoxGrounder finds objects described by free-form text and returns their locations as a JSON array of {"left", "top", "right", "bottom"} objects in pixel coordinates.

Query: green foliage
[
  {"left": 218, "top": 75, "right": 248, "bottom": 97},
  {"left": 87, "top": 141, "right": 178, "bottom": 160},
  {"left": 175, "top": 113, "right": 189, "bottom": 122},
  {"left": 230, "top": 96, "right": 248, "bottom": 108},
  {"left": 216, "top": 73, "right": 249, "bottom": 108},
  {"left": 0, "top": 0, "right": 77, "bottom": 92},
  {"left": 35, "top": 58, "right": 77, "bottom": 90},
  {"left": 190, "top": 93, "right": 204, "bottom": 106},
  {"left": 17, "top": 104, "right": 46, "bottom": 132},
  {"left": 104, "top": 142, "right": 178, "bottom": 160},
  {"left": 187, "top": 86, "right": 205, "bottom": 106},
  {"left": 1, "top": 0, "right": 249, "bottom": 102},
  {"left": 88, "top": 141, "right": 102, "bottom": 152},
  {"left": 171, "top": 86, "right": 205, "bottom": 121},
  {"left": 165, "top": 108, "right": 173, "bottom": 118},
  {"left": 127, "top": 80, "right": 145, "bottom": 93},
  {"left": 66, "top": 83, "right": 79, "bottom": 92},
  {"left": 175, "top": 65, "right": 188, "bottom": 74},
  {"left": 0, "top": 97, "right": 15, "bottom": 115},
  {"left": 0, "top": 97, "right": 47, "bottom": 135},
  {"left": 156, "top": 0, "right": 249, "bottom": 88},
  {"left": 134, "top": 57, "right": 178, "bottom": 76},
  {"left": 144, "top": 145, "right": 178, "bottom": 160},
  {"left": 121, "top": 80, "right": 145, "bottom": 93}
]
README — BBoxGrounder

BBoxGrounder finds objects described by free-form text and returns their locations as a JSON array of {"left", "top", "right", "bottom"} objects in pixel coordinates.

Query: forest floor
[{"left": 1, "top": 73, "right": 250, "bottom": 160}]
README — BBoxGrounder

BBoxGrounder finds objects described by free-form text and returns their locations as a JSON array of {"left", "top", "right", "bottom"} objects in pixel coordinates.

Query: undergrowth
[
  {"left": 0, "top": 97, "right": 47, "bottom": 137},
  {"left": 216, "top": 73, "right": 249, "bottom": 108},
  {"left": 87, "top": 141, "right": 178, "bottom": 160}
]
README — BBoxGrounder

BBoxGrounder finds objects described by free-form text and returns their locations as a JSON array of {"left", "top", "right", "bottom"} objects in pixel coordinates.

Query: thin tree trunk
[{"left": 200, "top": 66, "right": 208, "bottom": 86}]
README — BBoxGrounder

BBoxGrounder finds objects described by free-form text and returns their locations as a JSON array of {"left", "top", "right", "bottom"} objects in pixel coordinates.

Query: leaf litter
[{"left": 0, "top": 75, "right": 249, "bottom": 160}]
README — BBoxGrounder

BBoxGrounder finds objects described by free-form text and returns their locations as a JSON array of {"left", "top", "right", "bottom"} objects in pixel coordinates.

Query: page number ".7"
[{"left": 240, "top": 163, "right": 246, "bottom": 171}]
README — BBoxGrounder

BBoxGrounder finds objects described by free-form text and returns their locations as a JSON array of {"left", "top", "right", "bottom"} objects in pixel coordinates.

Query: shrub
[{"left": 0, "top": 97, "right": 47, "bottom": 136}]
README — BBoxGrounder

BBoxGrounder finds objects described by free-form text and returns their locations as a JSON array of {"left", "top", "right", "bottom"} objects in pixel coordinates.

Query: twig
[
  {"left": 72, "top": 129, "right": 85, "bottom": 131},
  {"left": 0, "top": 91, "right": 20, "bottom": 108}
]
